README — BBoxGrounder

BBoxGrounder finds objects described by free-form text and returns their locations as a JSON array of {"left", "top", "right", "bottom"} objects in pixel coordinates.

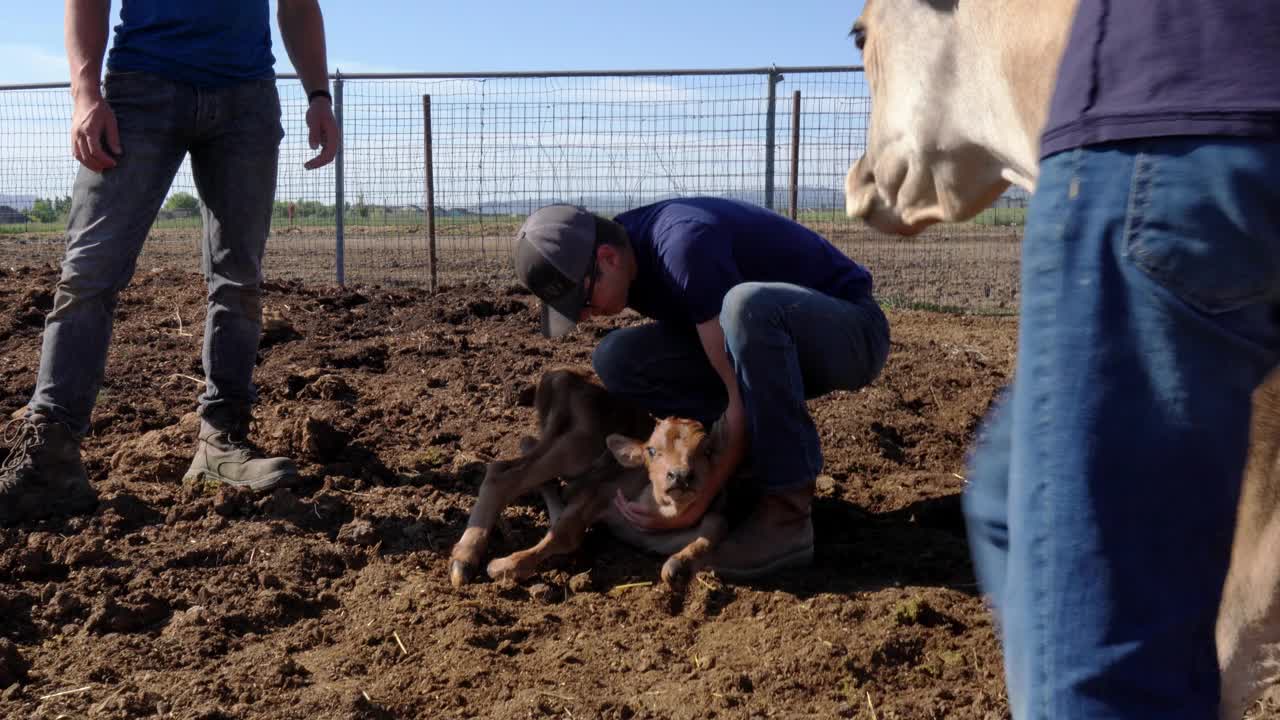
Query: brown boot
[
  {"left": 711, "top": 482, "right": 814, "bottom": 580},
  {"left": 0, "top": 413, "right": 98, "bottom": 527},
  {"left": 183, "top": 417, "right": 298, "bottom": 492}
]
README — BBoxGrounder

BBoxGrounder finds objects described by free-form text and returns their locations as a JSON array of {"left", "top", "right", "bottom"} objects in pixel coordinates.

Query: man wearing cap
[{"left": 513, "top": 198, "right": 889, "bottom": 578}]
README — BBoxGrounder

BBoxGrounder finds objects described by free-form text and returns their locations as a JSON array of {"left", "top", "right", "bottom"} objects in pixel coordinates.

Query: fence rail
[{"left": 0, "top": 67, "right": 1026, "bottom": 312}]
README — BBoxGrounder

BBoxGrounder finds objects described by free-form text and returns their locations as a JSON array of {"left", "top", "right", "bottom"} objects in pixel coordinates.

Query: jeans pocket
[
  {"left": 1123, "top": 143, "right": 1280, "bottom": 315},
  {"left": 104, "top": 72, "right": 180, "bottom": 134},
  {"left": 229, "top": 81, "right": 285, "bottom": 147}
]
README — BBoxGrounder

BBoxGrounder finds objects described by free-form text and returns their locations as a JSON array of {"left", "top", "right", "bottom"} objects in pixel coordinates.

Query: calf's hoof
[
  {"left": 661, "top": 556, "right": 694, "bottom": 590},
  {"left": 450, "top": 559, "right": 480, "bottom": 588}
]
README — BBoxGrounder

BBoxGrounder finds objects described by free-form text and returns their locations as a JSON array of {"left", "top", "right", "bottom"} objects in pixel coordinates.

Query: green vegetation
[
  {"left": 968, "top": 206, "right": 1027, "bottom": 227},
  {"left": 3, "top": 196, "right": 1025, "bottom": 238},
  {"left": 163, "top": 192, "right": 200, "bottom": 213},
  {"left": 793, "top": 205, "right": 1025, "bottom": 228},
  {"left": 0, "top": 220, "right": 65, "bottom": 234},
  {"left": 26, "top": 196, "right": 72, "bottom": 224},
  {"left": 878, "top": 296, "right": 1018, "bottom": 317},
  {"left": 0, "top": 197, "right": 521, "bottom": 234}
]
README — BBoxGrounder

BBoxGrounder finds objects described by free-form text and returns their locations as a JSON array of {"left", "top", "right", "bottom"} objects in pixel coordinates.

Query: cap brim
[{"left": 540, "top": 283, "right": 587, "bottom": 338}]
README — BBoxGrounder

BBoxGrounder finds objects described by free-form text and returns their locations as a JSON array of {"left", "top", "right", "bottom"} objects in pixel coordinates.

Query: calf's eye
[{"left": 851, "top": 23, "right": 867, "bottom": 51}]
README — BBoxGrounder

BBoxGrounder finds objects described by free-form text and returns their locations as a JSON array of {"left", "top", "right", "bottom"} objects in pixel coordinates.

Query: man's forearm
[
  {"left": 64, "top": 0, "right": 111, "bottom": 101},
  {"left": 277, "top": 0, "right": 331, "bottom": 96},
  {"left": 711, "top": 403, "right": 748, "bottom": 488}
]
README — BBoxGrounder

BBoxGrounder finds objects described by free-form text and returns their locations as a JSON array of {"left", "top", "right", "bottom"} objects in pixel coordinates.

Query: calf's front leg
[{"left": 660, "top": 512, "right": 729, "bottom": 589}]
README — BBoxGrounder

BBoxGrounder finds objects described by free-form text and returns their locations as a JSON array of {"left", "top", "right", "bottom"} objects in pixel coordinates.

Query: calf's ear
[{"left": 606, "top": 434, "right": 647, "bottom": 468}]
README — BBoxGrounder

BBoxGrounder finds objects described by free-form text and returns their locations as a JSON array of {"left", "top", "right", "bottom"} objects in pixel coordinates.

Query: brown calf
[{"left": 448, "top": 367, "right": 727, "bottom": 589}]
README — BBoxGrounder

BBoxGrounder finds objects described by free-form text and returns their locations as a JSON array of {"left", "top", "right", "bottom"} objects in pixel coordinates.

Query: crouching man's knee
[{"left": 591, "top": 331, "right": 627, "bottom": 390}]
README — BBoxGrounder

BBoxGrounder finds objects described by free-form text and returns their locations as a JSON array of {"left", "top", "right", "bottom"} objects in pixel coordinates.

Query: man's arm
[
  {"left": 65, "top": 0, "right": 120, "bottom": 171},
  {"left": 277, "top": 0, "right": 339, "bottom": 169},
  {"left": 615, "top": 316, "right": 748, "bottom": 530}
]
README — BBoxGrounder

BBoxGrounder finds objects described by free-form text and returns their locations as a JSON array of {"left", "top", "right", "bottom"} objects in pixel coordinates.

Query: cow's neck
[{"left": 970, "top": 0, "right": 1077, "bottom": 190}]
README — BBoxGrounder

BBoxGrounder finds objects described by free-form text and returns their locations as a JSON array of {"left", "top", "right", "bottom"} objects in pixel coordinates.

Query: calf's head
[{"left": 607, "top": 417, "right": 717, "bottom": 515}]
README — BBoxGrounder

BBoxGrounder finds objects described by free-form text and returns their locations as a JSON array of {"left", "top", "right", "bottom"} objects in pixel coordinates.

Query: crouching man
[{"left": 512, "top": 198, "right": 889, "bottom": 578}]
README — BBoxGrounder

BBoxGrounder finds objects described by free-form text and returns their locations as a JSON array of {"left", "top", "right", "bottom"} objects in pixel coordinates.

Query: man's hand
[
  {"left": 65, "top": 0, "right": 116, "bottom": 172},
  {"left": 304, "top": 98, "right": 339, "bottom": 169},
  {"left": 278, "top": 0, "right": 337, "bottom": 169},
  {"left": 70, "top": 93, "right": 121, "bottom": 172},
  {"left": 613, "top": 482, "right": 718, "bottom": 531}
]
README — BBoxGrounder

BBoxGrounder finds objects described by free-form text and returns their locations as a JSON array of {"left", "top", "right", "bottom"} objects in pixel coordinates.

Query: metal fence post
[
  {"left": 334, "top": 72, "right": 345, "bottom": 286},
  {"left": 764, "top": 68, "right": 781, "bottom": 211},
  {"left": 790, "top": 90, "right": 801, "bottom": 220},
  {"left": 424, "top": 94, "right": 438, "bottom": 294}
]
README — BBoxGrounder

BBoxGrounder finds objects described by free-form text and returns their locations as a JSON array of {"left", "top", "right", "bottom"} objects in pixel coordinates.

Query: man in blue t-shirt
[
  {"left": 513, "top": 198, "right": 890, "bottom": 578},
  {"left": 0, "top": 1, "right": 339, "bottom": 527},
  {"left": 960, "top": 2, "right": 1280, "bottom": 718}
]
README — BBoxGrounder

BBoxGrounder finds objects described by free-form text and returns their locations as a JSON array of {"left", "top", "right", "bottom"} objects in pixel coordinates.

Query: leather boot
[
  {"left": 710, "top": 482, "right": 814, "bottom": 580},
  {"left": 0, "top": 413, "right": 98, "bottom": 527},
  {"left": 183, "top": 416, "right": 297, "bottom": 492}
]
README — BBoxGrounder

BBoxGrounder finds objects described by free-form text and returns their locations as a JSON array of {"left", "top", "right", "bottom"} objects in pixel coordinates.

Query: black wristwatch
[{"left": 308, "top": 89, "right": 332, "bottom": 103}]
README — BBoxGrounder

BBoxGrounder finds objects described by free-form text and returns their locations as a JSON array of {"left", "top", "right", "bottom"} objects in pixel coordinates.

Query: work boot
[
  {"left": 0, "top": 413, "right": 99, "bottom": 527},
  {"left": 711, "top": 482, "right": 814, "bottom": 580},
  {"left": 183, "top": 417, "right": 298, "bottom": 492}
]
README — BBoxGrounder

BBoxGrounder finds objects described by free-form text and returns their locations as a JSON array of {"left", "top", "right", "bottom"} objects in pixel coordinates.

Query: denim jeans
[
  {"left": 30, "top": 72, "right": 284, "bottom": 435},
  {"left": 963, "top": 138, "right": 1280, "bottom": 719},
  {"left": 592, "top": 283, "right": 890, "bottom": 491}
]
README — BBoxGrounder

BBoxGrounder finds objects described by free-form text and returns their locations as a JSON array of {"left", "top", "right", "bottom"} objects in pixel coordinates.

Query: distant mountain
[
  {"left": 460, "top": 186, "right": 852, "bottom": 216},
  {"left": 0, "top": 194, "right": 37, "bottom": 211}
]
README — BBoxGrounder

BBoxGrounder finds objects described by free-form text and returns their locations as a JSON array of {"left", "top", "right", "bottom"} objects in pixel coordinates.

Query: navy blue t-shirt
[
  {"left": 1042, "top": 0, "right": 1280, "bottom": 157},
  {"left": 106, "top": 1, "right": 275, "bottom": 88},
  {"left": 614, "top": 198, "right": 873, "bottom": 328}
]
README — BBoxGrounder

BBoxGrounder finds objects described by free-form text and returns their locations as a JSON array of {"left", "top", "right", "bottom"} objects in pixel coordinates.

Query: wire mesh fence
[{"left": 0, "top": 67, "right": 1025, "bottom": 312}]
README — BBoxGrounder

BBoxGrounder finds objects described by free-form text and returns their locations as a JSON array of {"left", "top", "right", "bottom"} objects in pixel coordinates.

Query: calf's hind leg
[
  {"left": 487, "top": 482, "right": 611, "bottom": 582},
  {"left": 448, "top": 431, "right": 597, "bottom": 587}
]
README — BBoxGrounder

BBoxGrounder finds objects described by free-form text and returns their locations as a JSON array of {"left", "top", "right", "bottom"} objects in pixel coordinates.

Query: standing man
[
  {"left": 0, "top": 0, "right": 339, "bottom": 527},
  {"left": 961, "top": 2, "right": 1280, "bottom": 718},
  {"left": 513, "top": 198, "right": 890, "bottom": 577}
]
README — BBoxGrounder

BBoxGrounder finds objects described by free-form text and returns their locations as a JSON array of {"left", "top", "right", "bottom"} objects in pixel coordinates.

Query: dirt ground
[{"left": 0, "top": 260, "right": 1019, "bottom": 719}]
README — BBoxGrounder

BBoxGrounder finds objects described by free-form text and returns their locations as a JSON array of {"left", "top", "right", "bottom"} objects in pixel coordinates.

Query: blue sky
[{"left": 0, "top": 1, "right": 866, "bottom": 84}]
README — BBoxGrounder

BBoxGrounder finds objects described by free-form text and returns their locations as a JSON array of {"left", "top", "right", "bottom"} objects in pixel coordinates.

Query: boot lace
[{"left": 0, "top": 418, "right": 47, "bottom": 491}]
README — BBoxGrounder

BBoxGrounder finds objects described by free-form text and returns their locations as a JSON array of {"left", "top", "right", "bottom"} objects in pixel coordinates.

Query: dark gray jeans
[
  {"left": 592, "top": 283, "right": 890, "bottom": 490},
  {"left": 30, "top": 71, "right": 284, "bottom": 435}
]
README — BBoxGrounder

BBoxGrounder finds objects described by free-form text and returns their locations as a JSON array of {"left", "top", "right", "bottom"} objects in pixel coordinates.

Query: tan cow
[
  {"left": 448, "top": 367, "right": 730, "bottom": 590},
  {"left": 844, "top": 2, "right": 1280, "bottom": 717}
]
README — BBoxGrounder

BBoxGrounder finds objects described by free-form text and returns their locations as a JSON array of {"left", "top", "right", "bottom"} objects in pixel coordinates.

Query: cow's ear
[{"left": 606, "top": 434, "right": 646, "bottom": 468}]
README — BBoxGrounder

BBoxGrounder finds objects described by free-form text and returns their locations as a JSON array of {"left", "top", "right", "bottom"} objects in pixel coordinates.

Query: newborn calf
[{"left": 448, "top": 367, "right": 726, "bottom": 589}]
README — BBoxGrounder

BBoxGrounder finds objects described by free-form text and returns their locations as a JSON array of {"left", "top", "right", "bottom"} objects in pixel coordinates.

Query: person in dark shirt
[
  {"left": 0, "top": 1, "right": 339, "bottom": 528},
  {"left": 961, "top": 2, "right": 1280, "bottom": 718},
  {"left": 513, "top": 198, "right": 890, "bottom": 577}
]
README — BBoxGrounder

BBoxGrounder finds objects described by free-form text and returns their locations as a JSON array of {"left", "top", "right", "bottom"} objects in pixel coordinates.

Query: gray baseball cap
[{"left": 513, "top": 204, "right": 597, "bottom": 338}]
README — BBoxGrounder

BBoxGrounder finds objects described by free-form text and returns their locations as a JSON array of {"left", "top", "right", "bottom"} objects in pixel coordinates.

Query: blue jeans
[
  {"left": 592, "top": 283, "right": 889, "bottom": 491},
  {"left": 29, "top": 72, "right": 284, "bottom": 434},
  {"left": 963, "top": 138, "right": 1280, "bottom": 719}
]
